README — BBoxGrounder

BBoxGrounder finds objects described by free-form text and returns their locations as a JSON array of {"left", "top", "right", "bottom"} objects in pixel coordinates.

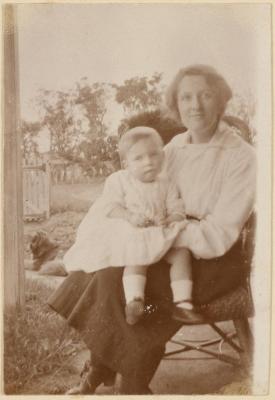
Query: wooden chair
[{"left": 164, "top": 213, "right": 256, "bottom": 373}]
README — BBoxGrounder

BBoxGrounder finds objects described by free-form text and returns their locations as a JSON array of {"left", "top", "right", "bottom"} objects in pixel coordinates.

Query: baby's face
[{"left": 125, "top": 138, "right": 164, "bottom": 182}]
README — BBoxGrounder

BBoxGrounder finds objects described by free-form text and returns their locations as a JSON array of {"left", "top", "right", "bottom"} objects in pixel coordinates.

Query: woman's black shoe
[
  {"left": 118, "top": 378, "right": 153, "bottom": 395},
  {"left": 66, "top": 366, "right": 106, "bottom": 394}
]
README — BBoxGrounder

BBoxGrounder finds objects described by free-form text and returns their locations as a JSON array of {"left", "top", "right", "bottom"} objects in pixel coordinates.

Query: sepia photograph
[{"left": 2, "top": 2, "right": 273, "bottom": 396}]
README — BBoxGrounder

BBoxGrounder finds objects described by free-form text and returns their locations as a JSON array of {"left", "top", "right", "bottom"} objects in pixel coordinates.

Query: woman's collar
[{"left": 171, "top": 120, "right": 242, "bottom": 149}]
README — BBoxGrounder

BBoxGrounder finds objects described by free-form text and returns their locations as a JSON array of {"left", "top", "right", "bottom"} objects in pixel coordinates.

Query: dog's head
[{"left": 30, "top": 231, "right": 58, "bottom": 259}]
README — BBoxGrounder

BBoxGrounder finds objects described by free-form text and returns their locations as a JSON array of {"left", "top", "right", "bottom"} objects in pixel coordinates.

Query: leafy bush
[
  {"left": 4, "top": 278, "right": 83, "bottom": 394},
  {"left": 118, "top": 109, "right": 184, "bottom": 144}
]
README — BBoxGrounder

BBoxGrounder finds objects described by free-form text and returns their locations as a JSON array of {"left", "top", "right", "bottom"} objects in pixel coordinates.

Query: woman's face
[
  {"left": 177, "top": 75, "right": 220, "bottom": 135},
  {"left": 125, "top": 138, "right": 164, "bottom": 183}
]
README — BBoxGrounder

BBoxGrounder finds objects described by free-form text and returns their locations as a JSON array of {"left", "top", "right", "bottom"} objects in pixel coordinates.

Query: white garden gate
[{"left": 23, "top": 156, "right": 50, "bottom": 221}]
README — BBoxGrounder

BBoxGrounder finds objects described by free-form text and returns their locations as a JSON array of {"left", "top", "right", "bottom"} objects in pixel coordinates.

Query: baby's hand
[
  {"left": 127, "top": 212, "right": 148, "bottom": 227},
  {"left": 165, "top": 213, "right": 186, "bottom": 225},
  {"left": 154, "top": 215, "right": 167, "bottom": 226}
]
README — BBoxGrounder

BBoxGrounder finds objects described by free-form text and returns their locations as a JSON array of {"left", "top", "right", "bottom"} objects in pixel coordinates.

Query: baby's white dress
[{"left": 64, "top": 169, "right": 187, "bottom": 272}]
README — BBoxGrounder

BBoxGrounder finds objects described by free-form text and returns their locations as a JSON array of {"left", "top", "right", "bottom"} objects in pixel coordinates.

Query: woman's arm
[{"left": 175, "top": 145, "right": 256, "bottom": 259}]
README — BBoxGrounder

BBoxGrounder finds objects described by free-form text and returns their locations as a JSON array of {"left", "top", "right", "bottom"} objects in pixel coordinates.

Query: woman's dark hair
[
  {"left": 119, "top": 109, "right": 185, "bottom": 145},
  {"left": 166, "top": 65, "right": 233, "bottom": 123}
]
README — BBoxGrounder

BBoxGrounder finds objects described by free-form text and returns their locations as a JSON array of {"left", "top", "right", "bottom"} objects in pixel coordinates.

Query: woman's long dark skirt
[{"left": 48, "top": 239, "right": 247, "bottom": 387}]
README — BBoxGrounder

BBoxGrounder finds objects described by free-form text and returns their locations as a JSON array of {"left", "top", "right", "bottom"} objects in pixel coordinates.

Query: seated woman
[{"left": 48, "top": 64, "right": 256, "bottom": 394}]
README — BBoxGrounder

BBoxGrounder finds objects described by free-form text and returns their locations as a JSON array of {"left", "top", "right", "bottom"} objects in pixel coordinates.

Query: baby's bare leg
[{"left": 123, "top": 265, "right": 148, "bottom": 325}]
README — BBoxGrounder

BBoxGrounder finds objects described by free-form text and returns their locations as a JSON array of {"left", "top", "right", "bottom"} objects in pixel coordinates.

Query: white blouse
[{"left": 164, "top": 120, "right": 256, "bottom": 259}]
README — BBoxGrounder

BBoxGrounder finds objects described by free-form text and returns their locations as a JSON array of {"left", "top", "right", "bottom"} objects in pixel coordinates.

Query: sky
[{"left": 17, "top": 3, "right": 271, "bottom": 131}]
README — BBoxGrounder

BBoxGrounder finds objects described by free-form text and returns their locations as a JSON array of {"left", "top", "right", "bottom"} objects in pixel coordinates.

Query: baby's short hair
[{"left": 118, "top": 126, "right": 164, "bottom": 160}]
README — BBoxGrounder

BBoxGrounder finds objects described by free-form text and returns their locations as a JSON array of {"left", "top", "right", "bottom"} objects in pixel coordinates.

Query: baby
[{"left": 63, "top": 127, "right": 201, "bottom": 324}]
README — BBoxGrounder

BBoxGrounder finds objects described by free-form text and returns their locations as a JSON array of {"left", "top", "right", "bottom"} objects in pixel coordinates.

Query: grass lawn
[
  {"left": 4, "top": 278, "right": 85, "bottom": 394},
  {"left": 50, "top": 179, "right": 105, "bottom": 214}
]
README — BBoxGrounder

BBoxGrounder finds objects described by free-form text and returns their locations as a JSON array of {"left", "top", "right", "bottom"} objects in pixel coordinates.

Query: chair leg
[{"left": 233, "top": 318, "right": 253, "bottom": 373}]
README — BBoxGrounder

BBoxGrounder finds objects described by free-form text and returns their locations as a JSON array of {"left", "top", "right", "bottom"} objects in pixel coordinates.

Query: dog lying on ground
[{"left": 24, "top": 231, "right": 68, "bottom": 277}]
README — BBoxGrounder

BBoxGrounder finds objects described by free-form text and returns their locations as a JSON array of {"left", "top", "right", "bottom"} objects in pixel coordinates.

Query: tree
[
  {"left": 21, "top": 120, "right": 41, "bottom": 159},
  {"left": 113, "top": 72, "right": 163, "bottom": 115},
  {"left": 35, "top": 89, "right": 76, "bottom": 158},
  {"left": 35, "top": 79, "right": 110, "bottom": 161},
  {"left": 74, "top": 78, "right": 109, "bottom": 139},
  {"left": 226, "top": 92, "right": 257, "bottom": 144},
  {"left": 78, "top": 135, "right": 120, "bottom": 177}
]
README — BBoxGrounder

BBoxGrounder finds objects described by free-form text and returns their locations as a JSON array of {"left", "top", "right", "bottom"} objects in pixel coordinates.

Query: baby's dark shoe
[
  {"left": 125, "top": 298, "right": 144, "bottom": 325},
  {"left": 172, "top": 302, "right": 205, "bottom": 325}
]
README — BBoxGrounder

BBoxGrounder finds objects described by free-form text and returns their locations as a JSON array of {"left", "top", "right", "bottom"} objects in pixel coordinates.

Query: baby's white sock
[
  {"left": 171, "top": 279, "right": 193, "bottom": 310},
  {"left": 122, "top": 274, "right": 146, "bottom": 304}
]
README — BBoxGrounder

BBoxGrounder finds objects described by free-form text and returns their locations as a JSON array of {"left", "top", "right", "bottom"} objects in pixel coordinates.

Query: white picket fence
[
  {"left": 50, "top": 159, "right": 118, "bottom": 184},
  {"left": 23, "top": 155, "right": 50, "bottom": 221}
]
